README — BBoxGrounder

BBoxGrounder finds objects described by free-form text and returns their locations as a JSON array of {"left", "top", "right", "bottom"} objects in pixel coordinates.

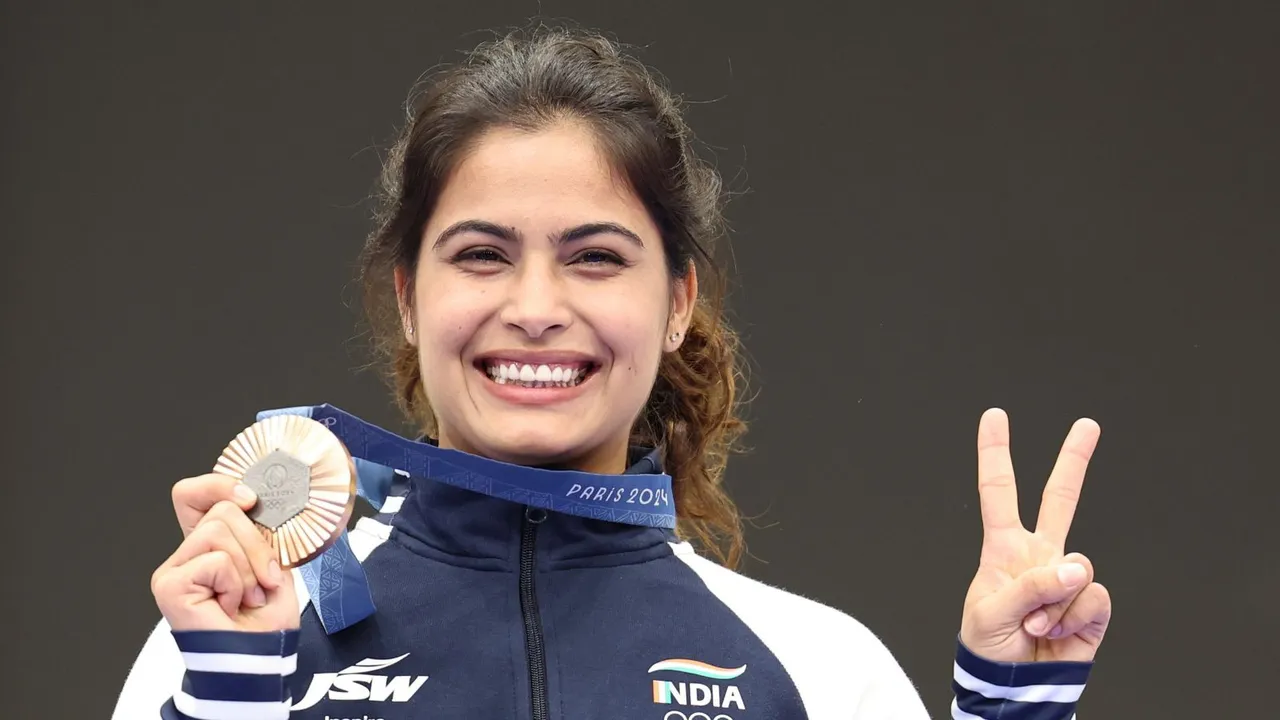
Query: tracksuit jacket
[{"left": 112, "top": 447, "right": 1093, "bottom": 719}]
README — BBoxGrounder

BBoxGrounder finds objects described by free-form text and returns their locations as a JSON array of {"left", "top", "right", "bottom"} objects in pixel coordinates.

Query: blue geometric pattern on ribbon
[{"left": 296, "top": 532, "right": 375, "bottom": 635}]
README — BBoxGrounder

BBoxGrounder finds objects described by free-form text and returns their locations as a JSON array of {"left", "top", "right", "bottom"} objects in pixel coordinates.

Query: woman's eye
[
  {"left": 454, "top": 247, "right": 506, "bottom": 264},
  {"left": 573, "top": 250, "right": 625, "bottom": 266}
]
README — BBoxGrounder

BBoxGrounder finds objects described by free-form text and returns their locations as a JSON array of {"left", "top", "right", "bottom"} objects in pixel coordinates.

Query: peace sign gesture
[{"left": 958, "top": 409, "right": 1113, "bottom": 663}]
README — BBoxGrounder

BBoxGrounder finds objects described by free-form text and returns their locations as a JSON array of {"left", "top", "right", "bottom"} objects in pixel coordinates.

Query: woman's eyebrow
[
  {"left": 554, "top": 222, "right": 644, "bottom": 248},
  {"left": 432, "top": 219, "right": 520, "bottom": 249}
]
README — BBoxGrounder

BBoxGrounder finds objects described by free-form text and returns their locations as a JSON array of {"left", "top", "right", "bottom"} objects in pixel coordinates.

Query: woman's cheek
[
  {"left": 594, "top": 310, "right": 663, "bottom": 376},
  {"left": 419, "top": 285, "right": 491, "bottom": 348}
]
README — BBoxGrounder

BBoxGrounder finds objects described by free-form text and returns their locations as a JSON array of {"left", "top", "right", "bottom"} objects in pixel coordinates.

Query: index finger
[
  {"left": 172, "top": 473, "right": 257, "bottom": 536},
  {"left": 977, "top": 408, "right": 1022, "bottom": 534},
  {"left": 1035, "top": 418, "right": 1101, "bottom": 548}
]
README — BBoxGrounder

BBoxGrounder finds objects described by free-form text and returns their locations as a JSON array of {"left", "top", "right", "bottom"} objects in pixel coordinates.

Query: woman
[{"left": 113, "top": 26, "right": 1111, "bottom": 720}]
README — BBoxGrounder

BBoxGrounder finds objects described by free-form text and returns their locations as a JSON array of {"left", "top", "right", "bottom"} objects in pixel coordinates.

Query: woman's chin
[
  {"left": 466, "top": 426, "right": 614, "bottom": 472},
  {"left": 455, "top": 420, "right": 624, "bottom": 471}
]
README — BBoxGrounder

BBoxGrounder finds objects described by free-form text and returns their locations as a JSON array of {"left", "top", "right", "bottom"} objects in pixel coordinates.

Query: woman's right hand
[{"left": 151, "top": 473, "right": 299, "bottom": 632}]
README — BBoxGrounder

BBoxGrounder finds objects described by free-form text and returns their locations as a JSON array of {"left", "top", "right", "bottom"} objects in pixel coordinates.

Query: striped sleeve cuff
[
  {"left": 951, "top": 637, "right": 1091, "bottom": 720},
  {"left": 160, "top": 629, "right": 299, "bottom": 720}
]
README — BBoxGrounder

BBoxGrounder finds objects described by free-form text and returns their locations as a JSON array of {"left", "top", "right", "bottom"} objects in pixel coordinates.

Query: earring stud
[{"left": 669, "top": 332, "right": 680, "bottom": 342}]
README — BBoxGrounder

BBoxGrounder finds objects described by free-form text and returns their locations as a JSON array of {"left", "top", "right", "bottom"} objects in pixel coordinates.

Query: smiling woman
[
  {"left": 114, "top": 23, "right": 1110, "bottom": 720},
  {"left": 388, "top": 122, "right": 704, "bottom": 478},
  {"left": 364, "top": 72, "right": 747, "bottom": 564}
]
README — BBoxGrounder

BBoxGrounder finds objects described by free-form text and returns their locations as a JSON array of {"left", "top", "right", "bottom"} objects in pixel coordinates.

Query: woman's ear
[
  {"left": 393, "top": 266, "right": 416, "bottom": 344},
  {"left": 665, "top": 262, "right": 698, "bottom": 352}
]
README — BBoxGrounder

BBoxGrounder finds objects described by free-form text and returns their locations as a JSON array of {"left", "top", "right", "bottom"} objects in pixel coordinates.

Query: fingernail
[
  {"left": 233, "top": 485, "right": 257, "bottom": 505},
  {"left": 246, "top": 585, "right": 266, "bottom": 608},
  {"left": 1058, "top": 563, "right": 1087, "bottom": 588},
  {"left": 1024, "top": 610, "right": 1051, "bottom": 636},
  {"left": 1048, "top": 624, "right": 1064, "bottom": 638},
  {"left": 268, "top": 560, "right": 283, "bottom": 586}
]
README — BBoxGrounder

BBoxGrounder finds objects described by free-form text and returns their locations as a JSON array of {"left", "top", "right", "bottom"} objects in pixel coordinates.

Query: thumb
[
  {"left": 996, "top": 561, "right": 1091, "bottom": 619},
  {"left": 264, "top": 559, "right": 295, "bottom": 602},
  {"left": 273, "top": 561, "right": 295, "bottom": 596},
  {"left": 263, "top": 561, "right": 302, "bottom": 626}
]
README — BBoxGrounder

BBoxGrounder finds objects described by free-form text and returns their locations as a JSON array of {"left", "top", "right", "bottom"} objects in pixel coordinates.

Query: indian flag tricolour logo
[{"left": 647, "top": 659, "right": 747, "bottom": 681}]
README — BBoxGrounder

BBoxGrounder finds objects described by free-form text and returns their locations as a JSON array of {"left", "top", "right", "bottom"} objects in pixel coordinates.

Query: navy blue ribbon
[{"left": 255, "top": 404, "right": 676, "bottom": 633}]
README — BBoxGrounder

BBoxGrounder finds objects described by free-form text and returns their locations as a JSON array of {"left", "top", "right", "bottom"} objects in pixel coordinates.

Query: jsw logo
[{"left": 293, "top": 653, "right": 429, "bottom": 710}]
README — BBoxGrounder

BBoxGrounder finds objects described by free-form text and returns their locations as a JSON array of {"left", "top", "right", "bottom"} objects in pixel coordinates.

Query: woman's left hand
[{"left": 959, "top": 408, "right": 1113, "bottom": 663}]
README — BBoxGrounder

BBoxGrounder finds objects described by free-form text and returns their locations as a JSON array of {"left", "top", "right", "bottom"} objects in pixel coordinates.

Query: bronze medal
[{"left": 214, "top": 413, "right": 357, "bottom": 568}]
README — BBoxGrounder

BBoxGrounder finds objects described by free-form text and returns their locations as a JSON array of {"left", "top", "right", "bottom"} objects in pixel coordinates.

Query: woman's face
[{"left": 397, "top": 122, "right": 695, "bottom": 473}]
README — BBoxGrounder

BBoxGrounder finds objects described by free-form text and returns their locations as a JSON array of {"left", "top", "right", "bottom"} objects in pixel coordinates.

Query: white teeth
[{"left": 484, "top": 361, "right": 591, "bottom": 388}]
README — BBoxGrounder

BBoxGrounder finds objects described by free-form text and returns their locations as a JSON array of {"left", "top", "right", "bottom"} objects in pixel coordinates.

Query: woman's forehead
[{"left": 432, "top": 125, "right": 654, "bottom": 236}]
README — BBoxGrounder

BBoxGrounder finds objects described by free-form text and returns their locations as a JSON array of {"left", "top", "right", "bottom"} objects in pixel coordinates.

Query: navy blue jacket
[{"left": 114, "top": 451, "right": 1093, "bottom": 719}]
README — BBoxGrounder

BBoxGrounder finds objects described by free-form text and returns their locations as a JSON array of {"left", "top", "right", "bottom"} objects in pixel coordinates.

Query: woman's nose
[{"left": 498, "top": 262, "right": 572, "bottom": 338}]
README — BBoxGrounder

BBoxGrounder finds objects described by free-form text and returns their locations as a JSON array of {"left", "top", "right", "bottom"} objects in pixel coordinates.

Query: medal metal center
[{"left": 242, "top": 449, "right": 311, "bottom": 529}]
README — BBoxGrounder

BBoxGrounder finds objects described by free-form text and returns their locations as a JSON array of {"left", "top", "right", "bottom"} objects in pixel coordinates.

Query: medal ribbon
[{"left": 255, "top": 404, "right": 676, "bottom": 633}]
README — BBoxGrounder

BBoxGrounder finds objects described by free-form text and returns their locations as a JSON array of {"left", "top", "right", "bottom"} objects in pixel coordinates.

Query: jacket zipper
[{"left": 519, "top": 506, "right": 550, "bottom": 720}]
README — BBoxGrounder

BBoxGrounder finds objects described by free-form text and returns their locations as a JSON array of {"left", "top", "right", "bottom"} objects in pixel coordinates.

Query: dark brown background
[{"left": 3, "top": 1, "right": 1276, "bottom": 715}]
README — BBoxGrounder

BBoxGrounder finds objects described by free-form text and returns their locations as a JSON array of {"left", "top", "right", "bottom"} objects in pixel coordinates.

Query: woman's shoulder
[
  {"left": 669, "top": 541, "right": 885, "bottom": 642},
  {"left": 666, "top": 542, "right": 929, "bottom": 715},
  {"left": 668, "top": 544, "right": 916, "bottom": 664}
]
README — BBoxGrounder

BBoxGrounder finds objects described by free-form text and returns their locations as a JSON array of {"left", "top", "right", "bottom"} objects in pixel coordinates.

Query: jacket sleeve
[
  {"left": 111, "top": 619, "right": 299, "bottom": 719},
  {"left": 950, "top": 638, "right": 1092, "bottom": 719}
]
